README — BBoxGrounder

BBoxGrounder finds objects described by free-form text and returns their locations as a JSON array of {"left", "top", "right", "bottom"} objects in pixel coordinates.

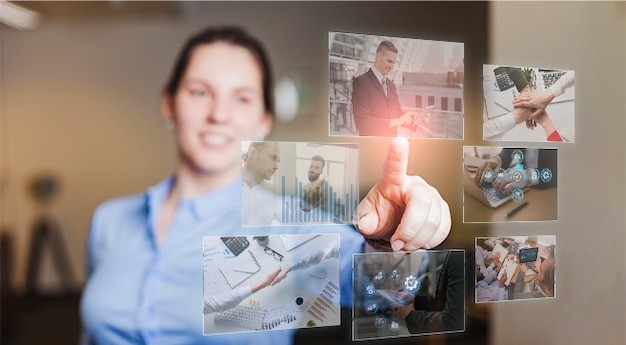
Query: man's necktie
[{"left": 381, "top": 77, "right": 388, "bottom": 96}]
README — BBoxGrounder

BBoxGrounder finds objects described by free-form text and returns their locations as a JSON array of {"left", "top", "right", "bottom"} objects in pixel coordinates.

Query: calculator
[
  {"left": 220, "top": 236, "right": 250, "bottom": 256},
  {"left": 494, "top": 67, "right": 514, "bottom": 91}
]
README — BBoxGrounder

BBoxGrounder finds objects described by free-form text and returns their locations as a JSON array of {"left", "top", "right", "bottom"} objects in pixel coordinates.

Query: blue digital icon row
[
  {"left": 478, "top": 150, "right": 553, "bottom": 203},
  {"left": 372, "top": 268, "right": 401, "bottom": 284},
  {"left": 373, "top": 315, "right": 401, "bottom": 332},
  {"left": 364, "top": 272, "right": 422, "bottom": 296}
]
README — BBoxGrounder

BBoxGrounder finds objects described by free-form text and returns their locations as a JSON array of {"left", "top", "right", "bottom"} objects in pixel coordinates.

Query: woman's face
[{"left": 164, "top": 42, "right": 272, "bottom": 178}]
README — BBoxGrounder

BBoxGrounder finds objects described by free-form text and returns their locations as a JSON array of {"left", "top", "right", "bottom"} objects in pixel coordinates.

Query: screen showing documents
[{"left": 203, "top": 233, "right": 341, "bottom": 335}]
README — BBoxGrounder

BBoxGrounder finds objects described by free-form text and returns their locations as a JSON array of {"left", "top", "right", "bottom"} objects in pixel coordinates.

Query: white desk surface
[{"left": 203, "top": 234, "right": 341, "bottom": 335}]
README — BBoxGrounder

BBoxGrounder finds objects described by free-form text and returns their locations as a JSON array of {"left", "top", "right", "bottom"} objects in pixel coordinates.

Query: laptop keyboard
[
  {"left": 480, "top": 184, "right": 508, "bottom": 203},
  {"left": 214, "top": 305, "right": 267, "bottom": 330}
]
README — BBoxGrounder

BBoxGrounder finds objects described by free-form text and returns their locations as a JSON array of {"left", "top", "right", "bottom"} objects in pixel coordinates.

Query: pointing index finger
[{"left": 381, "top": 137, "right": 409, "bottom": 187}]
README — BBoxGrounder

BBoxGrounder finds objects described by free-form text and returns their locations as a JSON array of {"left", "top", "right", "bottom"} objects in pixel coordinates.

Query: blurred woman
[{"left": 81, "top": 26, "right": 451, "bottom": 344}]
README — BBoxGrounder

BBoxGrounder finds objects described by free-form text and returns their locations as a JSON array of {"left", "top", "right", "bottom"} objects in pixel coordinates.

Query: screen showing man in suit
[{"left": 329, "top": 32, "right": 464, "bottom": 138}]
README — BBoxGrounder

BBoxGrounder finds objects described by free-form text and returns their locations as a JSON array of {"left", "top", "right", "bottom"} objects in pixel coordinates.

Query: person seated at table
[
  {"left": 476, "top": 252, "right": 508, "bottom": 302},
  {"left": 513, "top": 245, "right": 555, "bottom": 299},
  {"left": 475, "top": 238, "right": 495, "bottom": 275},
  {"left": 518, "top": 236, "right": 541, "bottom": 276}
]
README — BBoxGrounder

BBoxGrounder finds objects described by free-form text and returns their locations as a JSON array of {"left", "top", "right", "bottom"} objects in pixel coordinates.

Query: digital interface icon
[
  {"left": 403, "top": 273, "right": 421, "bottom": 294},
  {"left": 374, "top": 315, "right": 387, "bottom": 329},
  {"left": 365, "top": 301, "right": 378, "bottom": 315},
  {"left": 511, "top": 188, "right": 524, "bottom": 202},
  {"left": 540, "top": 168, "right": 552, "bottom": 183},
  {"left": 511, "top": 149, "right": 524, "bottom": 164},
  {"left": 481, "top": 167, "right": 496, "bottom": 183},
  {"left": 510, "top": 167, "right": 526, "bottom": 184},
  {"left": 475, "top": 150, "right": 554, "bottom": 204},
  {"left": 373, "top": 271, "right": 386, "bottom": 283},
  {"left": 530, "top": 168, "right": 540, "bottom": 184},
  {"left": 364, "top": 283, "right": 376, "bottom": 297},
  {"left": 389, "top": 318, "right": 401, "bottom": 332},
  {"left": 389, "top": 269, "right": 401, "bottom": 281},
  {"left": 496, "top": 168, "right": 506, "bottom": 180}
]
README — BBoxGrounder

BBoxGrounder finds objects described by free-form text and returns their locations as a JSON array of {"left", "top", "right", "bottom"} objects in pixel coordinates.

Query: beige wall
[
  {"left": 1, "top": 19, "right": 180, "bottom": 291},
  {"left": 489, "top": 2, "right": 625, "bottom": 344}
]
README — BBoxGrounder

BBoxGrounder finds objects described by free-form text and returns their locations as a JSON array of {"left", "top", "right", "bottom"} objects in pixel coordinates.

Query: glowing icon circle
[
  {"left": 389, "top": 269, "right": 401, "bottom": 281},
  {"left": 508, "top": 166, "right": 528, "bottom": 188},
  {"left": 389, "top": 318, "right": 401, "bottom": 332},
  {"left": 373, "top": 271, "right": 385, "bottom": 283},
  {"left": 496, "top": 168, "right": 506, "bottom": 179},
  {"left": 494, "top": 168, "right": 506, "bottom": 184},
  {"left": 365, "top": 301, "right": 378, "bottom": 315},
  {"left": 511, "top": 170, "right": 524, "bottom": 183},
  {"left": 511, "top": 149, "right": 524, "bottom": 164},
  {"left": 530, "top": 168, "right": 540, "bottom": 184},
  {"left": 374, "top": 315, "right": 387, "bottom": 329},
  {"left": 482, "top": 167, "right": 496, "bottom": 183},
  {"left": 511, "top": 188, "right": 525, "bottom": 203},
  {"left": 540, "top": 168, "right": 552, "bottom": 183},
  {"left": 364, "top": 283, "right": 376, "bottom": 297},
  {"left": 403, "top": 273, "right": 421, "bottom": 294}
]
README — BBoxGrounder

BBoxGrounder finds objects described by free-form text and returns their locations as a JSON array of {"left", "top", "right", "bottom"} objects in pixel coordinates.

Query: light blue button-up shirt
[{"left": 80, "top": 177, "right": 364, "bottom": 344}]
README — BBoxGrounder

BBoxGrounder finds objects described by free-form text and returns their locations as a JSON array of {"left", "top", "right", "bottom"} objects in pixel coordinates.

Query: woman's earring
[{"left": 164, "top": 119, "right": 175, "bottom": 130}]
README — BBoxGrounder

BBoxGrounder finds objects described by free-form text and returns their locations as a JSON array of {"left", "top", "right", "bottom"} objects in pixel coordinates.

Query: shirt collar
[
  {"left": 243, "top": 179, "right": 273, "bottom": 191},
  {"left": 146, "top": 176, "right": 242, "bottom": 227},
  {"left": 371, "top": 67, "right": 385, "bottom": 84}
]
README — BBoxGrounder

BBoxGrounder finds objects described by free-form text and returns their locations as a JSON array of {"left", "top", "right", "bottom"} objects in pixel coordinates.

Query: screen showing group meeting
[{"left": 475, "top": 236, "right": 556, "bottom": 303}]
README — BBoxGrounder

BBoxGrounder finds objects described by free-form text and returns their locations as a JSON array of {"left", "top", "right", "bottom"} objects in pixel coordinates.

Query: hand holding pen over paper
[{"left": 357, "top": 137, "right": 451, "bottom": 251}]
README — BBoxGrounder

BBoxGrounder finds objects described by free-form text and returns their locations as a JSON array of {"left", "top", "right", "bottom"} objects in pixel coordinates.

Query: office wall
[
  {"left": 1, "top": 0, "right": 488, "bottom": 294},
  {"left": 1, "top": 15, "right": 180, "bottom": 291},
  {"left": 489, "top": 2, "right": 625, "bottom": 344}
]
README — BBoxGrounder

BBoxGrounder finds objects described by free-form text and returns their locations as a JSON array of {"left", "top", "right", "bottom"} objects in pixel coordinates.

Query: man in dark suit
[
  {"left": 396, "top": 250, "right": 465, "bottom": 334},
  {"left": 351, "top": 40, "right": 413, "bottom": 136}
]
